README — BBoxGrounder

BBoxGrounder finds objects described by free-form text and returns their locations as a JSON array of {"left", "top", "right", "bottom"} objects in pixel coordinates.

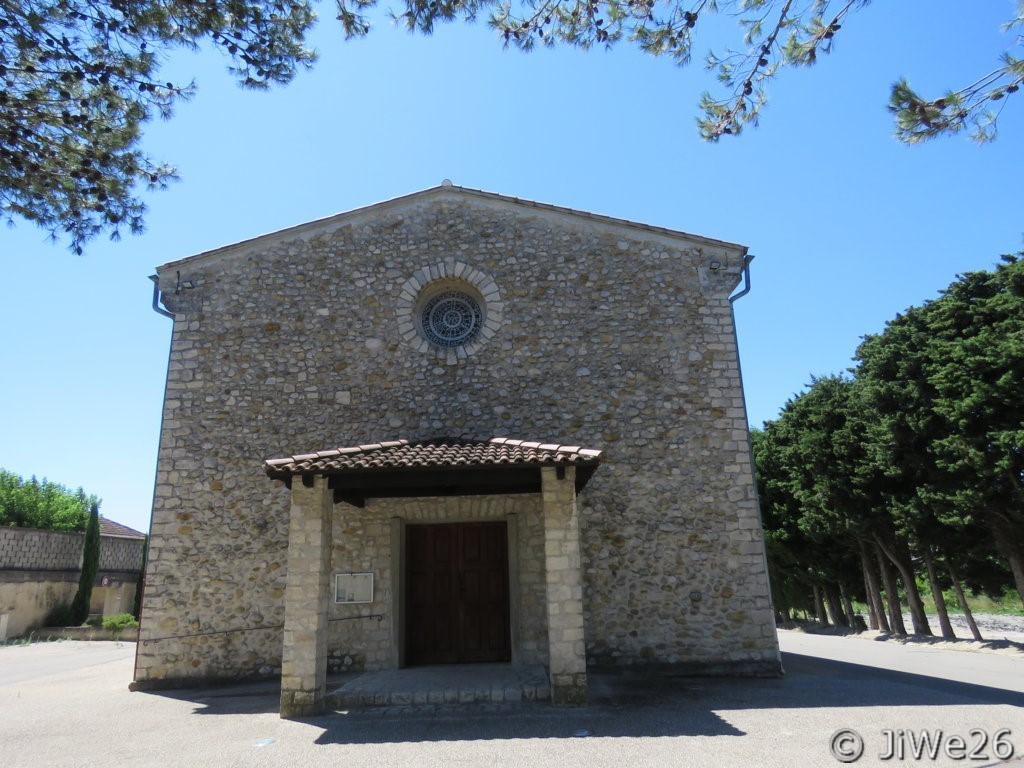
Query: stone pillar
[
  {"left": 540, "top": 466, "right": 587, "bottom": 705},
  {"left": 280, "top": 475, "right": 333, "bottom": 718}
]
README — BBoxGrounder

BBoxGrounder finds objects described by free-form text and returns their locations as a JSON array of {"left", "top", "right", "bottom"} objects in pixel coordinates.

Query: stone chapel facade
[{"left": 134, "top": 183, "right": 780, "bottom": 716}]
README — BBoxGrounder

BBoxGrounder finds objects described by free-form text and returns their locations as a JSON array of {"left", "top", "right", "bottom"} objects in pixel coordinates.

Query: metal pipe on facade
[
  {"left": 149, "top": 274, "right": 174, "bottom": 319},
  {"left": 729, "top": 254, "right": 755, "bottom": 303}
]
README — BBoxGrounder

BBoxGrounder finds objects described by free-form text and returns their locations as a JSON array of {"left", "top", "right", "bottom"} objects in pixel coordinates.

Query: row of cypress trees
[{"left": 754, "top": 254, "right": 1024, "bottom": 637}]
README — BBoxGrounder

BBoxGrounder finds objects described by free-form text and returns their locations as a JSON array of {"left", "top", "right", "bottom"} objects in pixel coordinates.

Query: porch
[{"left": 263, "top": 437, "right": 604, "bottom": 718}]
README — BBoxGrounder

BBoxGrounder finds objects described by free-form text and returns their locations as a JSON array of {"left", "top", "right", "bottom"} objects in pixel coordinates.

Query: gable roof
[
  {"left": 99, "top": 517, "right": 146, "bottom": 539},
  {"left": 157, "top": 183, "right": 747, "bottom": 273}
]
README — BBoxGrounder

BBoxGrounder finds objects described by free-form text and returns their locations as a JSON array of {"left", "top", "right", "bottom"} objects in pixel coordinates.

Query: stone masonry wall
[
  {"left": 136, "top": 189, "right": 780, "bottom": 685},
  {"left": 98, "top": 536, "right": 146, "bottom": 572},
  {"left": 0, "top": 528, "right": 82, "bottom": 570},
  {"left": 0, "top": 527, "right": 144, "bottom": 573}
]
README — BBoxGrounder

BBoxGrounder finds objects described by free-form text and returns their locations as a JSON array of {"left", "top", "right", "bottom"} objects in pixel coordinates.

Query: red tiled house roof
[{"left": 99, "top": 517, "right": 146, "bottom": 539}]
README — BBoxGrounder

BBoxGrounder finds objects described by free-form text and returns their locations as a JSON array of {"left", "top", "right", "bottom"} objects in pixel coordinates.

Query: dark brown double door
[{"left": 405, "top": 521, "right": 511, "bottom": 665}]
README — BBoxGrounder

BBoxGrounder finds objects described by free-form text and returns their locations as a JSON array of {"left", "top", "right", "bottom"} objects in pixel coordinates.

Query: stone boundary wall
[
  {"left": 0, "top": 569, "right": 79, "bottom": 583},
  {"left": 0, "top": 579, "right": 78, "bottom": 639},
  {"left": 0, "top": 527, "right": 81, "bottom": 570},
  {"left": 99, "top": 536, "right": 146, "bottom": 572},
  {"left": 0, "top": 528, "right": 146, "bottom": 639},
  {"left": 0, "top": 527, "right": 145, "bottom": 573}
]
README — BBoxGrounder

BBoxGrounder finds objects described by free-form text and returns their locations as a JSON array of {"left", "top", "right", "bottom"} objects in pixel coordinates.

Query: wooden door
[{"left": 405, "top": 521, "right": 511, "bottom": 665}]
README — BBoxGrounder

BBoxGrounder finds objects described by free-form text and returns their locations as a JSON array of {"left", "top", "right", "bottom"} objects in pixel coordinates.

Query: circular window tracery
[
  {"left": 421, "top": 290, "right": 483, "bottom": 348},
  {"left": 396, "top": 262, "right": 503, "bottom": 359}
]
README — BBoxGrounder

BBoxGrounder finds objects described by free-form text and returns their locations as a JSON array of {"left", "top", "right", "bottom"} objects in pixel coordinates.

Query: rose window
[{"left": 420, "top": 290, "right": 483, "bottom": 348}]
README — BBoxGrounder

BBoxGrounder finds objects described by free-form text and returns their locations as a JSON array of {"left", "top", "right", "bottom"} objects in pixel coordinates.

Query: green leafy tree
[
  {"left": 924, "top": 255, "right": 1024, "bottom": 606},
  {"left": 0, "top": 468, "right": 98, "bottom": 530},
  {"left": 855, "top": 257, "right": 1024, "bottom": 609},
  {"left": 856, "top": 301, "right": 1012, "bottom": 636},
  {"left": 1, "top": 0, "right": 316, "bottom": 253},
  {"left": 854, "top": 306, "right": 958, "bottom": 636},
  {"left": 361, "top": 0, "right": 1023, "bottom": 143},
  {"left": 3, "top": 0, "right": 1022, "bottom": 251},
  {"left": 69, "top": 501, "right": 101, "bottom": 625},
  {"left": 758, "top": 254, "right": 1024, "bottom": 633},
  {"left": 752, "top": 425, "right": 815, "bottom": 620},
  {"left": 755, "top": 377, "right": 876, "bottom": 628}
]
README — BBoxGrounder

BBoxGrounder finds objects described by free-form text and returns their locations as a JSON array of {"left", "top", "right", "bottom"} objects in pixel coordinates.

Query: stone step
[{"left": 325, "top": 663, "right": 550, "bottom": 709}]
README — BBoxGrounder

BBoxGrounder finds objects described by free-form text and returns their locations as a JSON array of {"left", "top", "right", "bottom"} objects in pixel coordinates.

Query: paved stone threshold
[{"left": 326, "top": 663, "right": 551, "bottom": 709}]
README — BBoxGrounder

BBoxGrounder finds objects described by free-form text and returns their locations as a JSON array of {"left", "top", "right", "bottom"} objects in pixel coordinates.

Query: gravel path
[
  {"left": 944, "top": 612, "right": 1024, "bottom": 643},
  {"left": 786, "top": 612, "right": 1024, "bottom": 655},
  {"left": 899, "top": 612, "right": 1024, "bottom": 644}
]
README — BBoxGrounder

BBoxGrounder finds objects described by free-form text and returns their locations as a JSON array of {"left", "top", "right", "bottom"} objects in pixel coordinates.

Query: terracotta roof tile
[
  {"left": 99, "top": 517, "right": 147, "bottom": 539},
  {"left": 263, "top": 437, "right": 603, "bottom": 477}
]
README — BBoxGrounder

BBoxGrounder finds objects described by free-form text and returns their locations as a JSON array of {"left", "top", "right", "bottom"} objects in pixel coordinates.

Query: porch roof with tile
[{"left": 264, "top": 437, "right": 603, "bottom": 505}]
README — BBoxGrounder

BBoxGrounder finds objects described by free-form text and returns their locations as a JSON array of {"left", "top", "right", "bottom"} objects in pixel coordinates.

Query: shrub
[{"left": 101, "top": 612, "right": 139, "bottom": 638}]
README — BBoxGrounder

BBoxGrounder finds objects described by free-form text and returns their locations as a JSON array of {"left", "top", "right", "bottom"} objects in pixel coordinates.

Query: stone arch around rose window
[{"left": 396, "top": 261, "right": 503, "bottom": 362}]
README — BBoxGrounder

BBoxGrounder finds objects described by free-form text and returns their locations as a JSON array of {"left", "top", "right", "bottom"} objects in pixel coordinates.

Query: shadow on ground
[
  {"left": 869, "top": 634, "right": 1024, "bottom": 654},
  {"left": 784, "top": 620, "right": 1024, "bottom": 655},
  {"left": 135, "top": 652, "right": 1024, "bottom": 745}
]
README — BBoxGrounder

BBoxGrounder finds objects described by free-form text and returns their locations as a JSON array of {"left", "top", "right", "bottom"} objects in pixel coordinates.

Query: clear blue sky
[{"left": 1, "top": 1, "right": 1021, "bottom": 534}]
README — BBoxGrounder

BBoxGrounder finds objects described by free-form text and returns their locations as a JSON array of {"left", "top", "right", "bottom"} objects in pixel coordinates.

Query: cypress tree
[{"left": 70, "top": 503, "right": 101, "bottom": 625}]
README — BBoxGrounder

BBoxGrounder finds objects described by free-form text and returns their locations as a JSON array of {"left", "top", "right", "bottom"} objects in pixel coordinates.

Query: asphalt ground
[{"left": 1, "top": 633, "right": 1022, "bottom": 768}]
